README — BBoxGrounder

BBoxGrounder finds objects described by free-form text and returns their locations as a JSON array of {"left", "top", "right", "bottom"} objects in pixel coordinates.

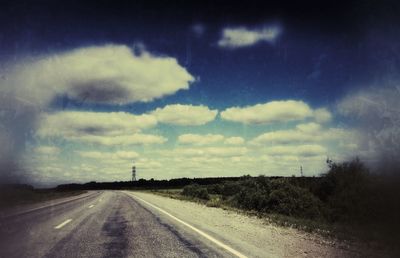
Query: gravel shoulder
[{"left": 128, "top": 191, "right": 388, "bottom": 258}]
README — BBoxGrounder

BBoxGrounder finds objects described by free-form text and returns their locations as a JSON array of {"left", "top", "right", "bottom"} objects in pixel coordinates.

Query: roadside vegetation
[{"left": 155, "top": 158, "right": 400, "bottom": 250}]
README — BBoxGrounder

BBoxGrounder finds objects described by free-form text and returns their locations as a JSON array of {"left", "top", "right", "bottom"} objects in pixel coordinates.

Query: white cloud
[
  {"left": 313, "top": 108, "right": 332, "bottom": 123},
  {"left": 250, "top": 122, "right": 354, "bottom": 145},
  {"left": 221, "top": 100, "right": 333, "bottom": 125},
  {"left": 161, "top": 146, "right": 248, "bottom": 158},
  {"left": 224, "top": 137, "right": 245, "bottom": 145},
  {"left": 178, "top": 133, "right": 225, "bottom": 145},
  {"left": 264, "top": 144, "right": 327, "bottom": 157},
  {"left": 37, "top": 111, "right": 157, "bottom": 138},
  {"left": 218, "top": 25, "right": 281, "bottom": 48},
  {"left": 296, "top": 122, "right": 321, "bottom": 133},
  {"left": 150, "top": 104, "right": 217, "bottom": 126},
  {"left": 76, "top": 151, "right": 139, "bottom": 160},
  {"left": 36, "top": 111, "right": 166, "bottom": 146},
  {"left": 34, "top": 146, "right": 60, "bottom": 155},
  {"left": 251, "top": 128, "right": 315, "bottom": 145},
  {"left": 6, "top": 44, "right": 194, "bottom": 106},
  {"left": 69, "top": 134, "right": 167, "bottom": 146},
  {"left": 221, "top": 100, "right": 314, "bottom": 124}
]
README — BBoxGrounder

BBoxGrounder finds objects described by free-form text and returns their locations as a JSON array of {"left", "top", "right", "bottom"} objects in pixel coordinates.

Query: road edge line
[{"left": 126, "top": 192, "right": 248, "bottom": 258}]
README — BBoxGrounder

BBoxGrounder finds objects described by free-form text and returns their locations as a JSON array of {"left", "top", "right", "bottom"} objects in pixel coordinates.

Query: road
[
  {"left": 0, "top": 190, "right": 372, "bottom": 258},
  {"left": 0, "top": 191, "right": 242, "bottom": 258}
]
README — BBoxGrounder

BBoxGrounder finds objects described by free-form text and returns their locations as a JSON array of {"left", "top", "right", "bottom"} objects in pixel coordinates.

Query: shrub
[
  {"left": 221, "top": 181, "right": 242, "bottom": 197},
  {"left": 268, "top": 180, "right": 323, "bottom": 219},
  {"left": 231, "top": 177, "right": 322, "bottom": 219},
  {"left": 181, "top": 184, "right": 210, "bottom": 200},
  {"left": 206, "top": 184, "right": 223, "bottom": 194}
]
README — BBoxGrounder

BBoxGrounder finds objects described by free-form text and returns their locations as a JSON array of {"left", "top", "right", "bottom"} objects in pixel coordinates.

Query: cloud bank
[{"left": 0, "top": 44, "right": 193, "bottom": 182}]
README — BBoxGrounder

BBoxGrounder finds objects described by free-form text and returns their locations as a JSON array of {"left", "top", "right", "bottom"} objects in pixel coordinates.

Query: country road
[
  {"left": 0, "top": 191, "right": 229, "bottom": 258},
  {"left": 0, "top": 191, "right": 372, "bottom": 258}
]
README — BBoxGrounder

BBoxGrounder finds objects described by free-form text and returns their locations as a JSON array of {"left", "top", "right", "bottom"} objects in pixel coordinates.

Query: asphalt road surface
[{"left": 0, "top": 191, "right": 242, "bottom": 258}]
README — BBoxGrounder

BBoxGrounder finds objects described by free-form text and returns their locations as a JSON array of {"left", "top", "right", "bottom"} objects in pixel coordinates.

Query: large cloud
[
  {"left": 150, "top": 104, "right": 217, "bottom": 126},
  {"left": 36, "top": 111, "right": 166, "bottom": 146},
  {"left": 218, "top": 25, "right": 281, "bottom": 48},
  {"left": 6, "top": 45, "right": 194, "bottom": 105},
  {"left": 69, "top": 134, "right": 167, "bottom": 146},
  {"left": 37, "top": 111, "right": 157, "bottom": 138},
  {"left": 178, "top": 134, "right": 225, "bottom": 145}
]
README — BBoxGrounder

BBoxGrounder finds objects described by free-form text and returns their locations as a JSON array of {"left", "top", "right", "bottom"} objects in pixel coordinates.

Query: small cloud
[
  {"left": 150, "top": 104, "right": 217, "bottom": 126},
  {"left": 264, "top": 144, "right": 327, "bottom": 157},
  {"left": 192, "top": 23, "right": 205, "bottom": 37},
  {"left": 250, "top": 122, "right": 354, "bottom": 146},
  {"left": 313, "top": 108, "right": 332, "bottom": 123},
  {"left": 218, "top": 24, "right": 281, "bottom": 49},
  {"left": 296, "top": 122, "right": 321, "bottom": 133},
  {"left": 224, "top": 137, "right": 245, "bottom": 145},
  {"left": 34, "top": 146, "right": 60, "bottom": 155},
  {"left": 68, "top": 134, "right": 167, "bottom": 146},
  {"left": 178, "top": 133, "right": 225, "bottom": 145},
  {"left": 221, "top": 100, "right": 313, "bottom": 124},
  {"left": 76, "top": 151, "right": 139, "bottom": 160},
  {"left": 161, "top": 146, "right": 248, "bottom": 158}
]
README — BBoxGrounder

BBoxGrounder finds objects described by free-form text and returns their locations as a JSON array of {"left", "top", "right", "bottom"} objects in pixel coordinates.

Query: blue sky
[{"left": 1, "top": 1, "right": 399, "bottom": 185}]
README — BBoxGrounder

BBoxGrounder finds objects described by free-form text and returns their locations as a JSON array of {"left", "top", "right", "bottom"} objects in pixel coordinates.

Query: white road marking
[
  {"left": 89, "top": 205, "right": 94, "bottom": 208},
  {"left": 127, "top": 192, "right": 248, "bottom": 258},
  {"left": 54, "top": 219, "right": 72, "bottom": 229}
]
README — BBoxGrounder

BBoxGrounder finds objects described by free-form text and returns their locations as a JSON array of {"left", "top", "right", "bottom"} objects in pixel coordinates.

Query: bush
[
  {"left": 220, "top": 181, "right": 243, "bottom": 197},
  {"left": 206, "top": 184, "right": 223, "bottom": 194},
  {"left": 232, "top": 178, "right": 322, "bottom": 219},
  {"left": 316, "top": 158, "right": 375, "bottom": 222},
  {"left": 181, "top": 184, "right": 210, "bottom": 200},
  {"left": 268, "top": 180, "right": 322, "bottom": 219}
]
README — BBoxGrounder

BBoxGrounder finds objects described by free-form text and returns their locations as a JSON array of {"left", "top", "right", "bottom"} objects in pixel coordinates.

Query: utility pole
[
  {"left": 132, "top": 161, "right": 136, "bottom": 181},
  {"left": 300, "top": 166, "right": 303, "bottom": 177}
]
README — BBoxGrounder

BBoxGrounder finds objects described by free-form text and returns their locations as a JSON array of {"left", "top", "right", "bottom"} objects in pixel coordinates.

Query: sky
[{"left": 0, "top": 0, "right": 400, "bottom": 186}]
